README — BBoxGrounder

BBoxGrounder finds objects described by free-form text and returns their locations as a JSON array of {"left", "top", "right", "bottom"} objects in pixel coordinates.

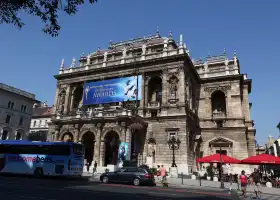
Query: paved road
[
  {"left": 0, "top": 175, "right": 238, "bottom": 200},
  {"left": 238, "top": 192, "right": 280, "bottom": 200}
]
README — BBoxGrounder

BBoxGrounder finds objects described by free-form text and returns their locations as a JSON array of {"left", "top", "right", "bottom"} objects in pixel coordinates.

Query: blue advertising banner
[
  {"left": 83, "top": 75, "right": 142, "bottom": 105},
  {"left": 118, "top": 142, "right": 129, "bottom": 163}
]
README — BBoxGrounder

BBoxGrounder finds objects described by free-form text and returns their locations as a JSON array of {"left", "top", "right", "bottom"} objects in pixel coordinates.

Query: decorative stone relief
[
  {"left": 57, "top": 89, "right": 66, "bottom": 114},
  {"left": 168, "top": 75, "right": 179, "bottom": 103},
  {"left": 204, "top": 85, "right": 231, "bottom": 94}
]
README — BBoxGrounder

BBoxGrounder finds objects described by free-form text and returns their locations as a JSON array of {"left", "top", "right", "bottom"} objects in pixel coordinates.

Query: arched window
[
  {"left": 72, "top": 85, "right": 83, "bottom": 109},
  {"left": 148, "top": 76, "right": 162, "bottom": 103},
  {"left": 1, "top": 130, "right": 8, "bottom": 140},
  {"left": 211, "top": 90, "right": 226, "bottom": 115}
]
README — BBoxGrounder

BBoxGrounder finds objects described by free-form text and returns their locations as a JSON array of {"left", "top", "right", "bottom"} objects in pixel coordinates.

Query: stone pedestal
[
  {"left": 146, "top": 157, "right": 153, "bottom": 165},
  {"left": 170, "top": 167, "right": 178, "bottom": 178},
  {"left": 191, "top": 174, "right": 196, "bottom": 180},
  {"left": 213, "top": 177, "right": 218, "bottom": 182}
]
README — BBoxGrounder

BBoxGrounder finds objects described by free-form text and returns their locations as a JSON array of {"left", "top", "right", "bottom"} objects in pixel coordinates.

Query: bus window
[
  {"left": 72, "top": 144, "right": 84, "bottom": 155},
  {"left": 41, "top": 145, "right": 70, "bottom": 156}
]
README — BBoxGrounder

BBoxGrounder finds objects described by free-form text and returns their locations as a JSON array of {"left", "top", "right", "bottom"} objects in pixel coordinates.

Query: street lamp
[{"left": 167, "top": 136, "right": 181, "bottom": 167}]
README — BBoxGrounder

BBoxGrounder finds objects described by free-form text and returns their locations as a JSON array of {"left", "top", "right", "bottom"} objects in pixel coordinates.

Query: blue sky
[{"left": 0, "top": 0, "right": 279, "bottom": 143}]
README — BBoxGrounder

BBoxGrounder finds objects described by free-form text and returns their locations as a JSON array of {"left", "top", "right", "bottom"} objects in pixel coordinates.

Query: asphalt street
[{"left": 0, "top": 175, "right": 238, "bottom": 200}]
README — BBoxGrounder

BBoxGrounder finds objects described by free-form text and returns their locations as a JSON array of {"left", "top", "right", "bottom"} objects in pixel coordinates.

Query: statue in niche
[
  {"left": 151, "top": 92, "right": 156, "bottom": 102},
  {"left": 57, "top": 90, "right": 66, "bottom": 114},
  {"left": 148, "top": 142, "right": 156, "bottom": 163},
  {"left": 168, "top": 76, "right": 178, "bottom": 100}
]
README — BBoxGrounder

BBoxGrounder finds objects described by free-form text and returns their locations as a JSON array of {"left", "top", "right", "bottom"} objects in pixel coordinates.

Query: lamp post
[
  {"left": 219, "top": 144, "right": 225, "bottom": 189},
  {"left": 168, "top": 136, "right": 181, "bottom": 167}
]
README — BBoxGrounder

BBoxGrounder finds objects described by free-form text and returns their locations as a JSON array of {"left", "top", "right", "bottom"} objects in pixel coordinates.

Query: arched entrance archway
[
  {"left": 104, "top": 131, "right": 120, "bottom": 166},
  {"left": 81, "top": 132, "right": 95, "bottom": 164},
  {"left": 62, "top": 132, "right": 74, "bottom": 142}
]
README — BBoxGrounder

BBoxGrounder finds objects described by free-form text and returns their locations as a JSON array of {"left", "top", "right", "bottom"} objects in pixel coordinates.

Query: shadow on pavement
[{"left": 0, "top": 174, "right": 234, "bottom": 200}]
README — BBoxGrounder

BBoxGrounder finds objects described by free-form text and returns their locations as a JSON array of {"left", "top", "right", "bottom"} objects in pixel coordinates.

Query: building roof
[
  {"left": 0, "top": 82, "right": 36, "bottom": 100},
  {"left": 33, "top": 106, "right": 53, "bottom": 117}
]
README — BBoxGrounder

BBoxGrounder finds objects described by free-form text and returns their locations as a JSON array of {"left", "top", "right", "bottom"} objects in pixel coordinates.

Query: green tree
[{"left": 0, "top": 0, "right": 98, "bottom": 36}]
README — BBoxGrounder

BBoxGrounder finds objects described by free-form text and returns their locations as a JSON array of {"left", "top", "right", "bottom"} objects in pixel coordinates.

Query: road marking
[
  {"left": 101, "top": 184, "right": 232, "bottom": 197},
  {"left": 148, "top": 191, "right": 179, "bottom": 196}
]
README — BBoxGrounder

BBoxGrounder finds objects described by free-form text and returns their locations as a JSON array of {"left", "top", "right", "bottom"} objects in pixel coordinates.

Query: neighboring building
[
  {"left": 29, "top": 102, "right": 53, "bottom": 141},
  {"left": 47, "top": 32, "right": 256, "bottom": 174},
  {"left": 0, "top": 83, "right": 39, "bottom": 140}
]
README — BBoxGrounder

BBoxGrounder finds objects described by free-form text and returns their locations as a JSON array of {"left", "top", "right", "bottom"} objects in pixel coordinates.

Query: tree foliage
[{"left": 0, "top": 0, "right": 97, "bottom": 36}]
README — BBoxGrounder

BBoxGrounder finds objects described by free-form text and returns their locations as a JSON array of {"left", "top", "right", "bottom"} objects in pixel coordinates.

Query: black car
[{"left": 100, "top": 167, "right": 155, "bottom": 186}]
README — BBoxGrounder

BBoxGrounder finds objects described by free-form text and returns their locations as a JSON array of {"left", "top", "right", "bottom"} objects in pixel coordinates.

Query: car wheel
[
  {"left": 133, "top": 178, "right": 140, "bottom": 186},
  {"left": 102, "top": 176, "right": 109, "bottom": 184}
]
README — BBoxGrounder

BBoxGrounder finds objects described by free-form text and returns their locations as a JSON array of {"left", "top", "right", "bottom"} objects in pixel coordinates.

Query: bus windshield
[{"left": 72, "top": 144, "right": 84, "bottom": 156}]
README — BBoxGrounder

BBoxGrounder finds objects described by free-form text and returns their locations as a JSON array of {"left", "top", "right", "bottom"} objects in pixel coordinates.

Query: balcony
[
  {"left": 212, "top": 111, "right": 226, "bottom": 119},
  {"left": 147, "top": 101, "right": 160, "bottom": 109}
]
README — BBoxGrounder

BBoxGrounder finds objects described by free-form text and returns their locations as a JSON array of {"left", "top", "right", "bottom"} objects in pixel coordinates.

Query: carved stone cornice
[{"left": 204, "top": 85, "right": 231, "bottom": 94}]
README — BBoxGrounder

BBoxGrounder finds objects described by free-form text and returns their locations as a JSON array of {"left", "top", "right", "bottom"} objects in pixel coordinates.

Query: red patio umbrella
[
  {"left": 196, "top": 154, "right": 241, "bottom": 164},
  {"left": 240, "top": 154, "right": 280, "bottom": 165}
]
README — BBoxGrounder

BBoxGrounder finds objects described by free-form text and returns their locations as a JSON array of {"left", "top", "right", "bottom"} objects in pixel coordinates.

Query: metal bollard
[
  {"left": 181, "top": 172, "right": 183, "bottom": 184},
  {"left": 199, "top": 174, "right": 202, "bottom": 186}
]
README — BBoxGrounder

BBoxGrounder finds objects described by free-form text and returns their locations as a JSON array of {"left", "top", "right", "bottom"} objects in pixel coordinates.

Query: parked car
[{"left": 100, "top": 167, "right": 155, "bottom": 186}]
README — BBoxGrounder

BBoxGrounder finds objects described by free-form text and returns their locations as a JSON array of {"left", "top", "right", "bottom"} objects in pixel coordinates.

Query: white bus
[{"left": 0, "top": 140, "right": 85, "bottom": 177}]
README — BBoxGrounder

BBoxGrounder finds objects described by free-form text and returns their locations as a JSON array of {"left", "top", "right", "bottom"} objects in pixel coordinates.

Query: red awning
[
  {"left": 196, "top": 154, "right": 241, "bottom": 164},
  {"left": 240, "top": 154, "right": 280, "bottom": 165}
]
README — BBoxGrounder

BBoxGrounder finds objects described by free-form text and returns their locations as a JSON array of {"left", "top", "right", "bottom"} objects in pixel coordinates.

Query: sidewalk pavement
[{"left": 83, "top": 172, "right": 280, "bottom": 196}]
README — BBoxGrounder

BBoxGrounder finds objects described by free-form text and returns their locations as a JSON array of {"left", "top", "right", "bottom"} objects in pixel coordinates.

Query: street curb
[{"left": 155, "top": 183, "right": 230, "bottom": 192}]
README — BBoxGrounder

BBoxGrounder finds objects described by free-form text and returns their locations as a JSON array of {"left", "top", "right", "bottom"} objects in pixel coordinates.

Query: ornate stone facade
[{"left": 48, "top": 33, "right": 256, "bottom": 174}]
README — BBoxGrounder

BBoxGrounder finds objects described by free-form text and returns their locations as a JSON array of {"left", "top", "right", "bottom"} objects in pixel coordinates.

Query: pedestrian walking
[
  {"left": 160, "top": 165, "right": 168, "bottom": 187},
  {"left": 252, "top": 168, "right": 262, "bottom": 199},
  {"left": 240, "top": 170, "right": 248, "bottom": 198},
  {"left": 93, "top": 161, "right": 97, "bottom": 175},
  {"left": 156, "top": 165, "right": 161, "bottom": 181}
]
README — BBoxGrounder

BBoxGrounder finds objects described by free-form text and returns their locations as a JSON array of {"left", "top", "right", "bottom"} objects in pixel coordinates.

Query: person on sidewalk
[
  {"left": 252, "top": 168, "right": 262, "bottom": 199},
  {"left": 93, "top": 161, "right": 97, "bottom": 175},
  {"left": 156, "top": 165, "right": 161, "bottom": 181},
  {"left": 160, "top": 165, "right": 168, "bottom": 187},
  {"left": 240, "top": 170, "right": 248, "bottom": 198}
]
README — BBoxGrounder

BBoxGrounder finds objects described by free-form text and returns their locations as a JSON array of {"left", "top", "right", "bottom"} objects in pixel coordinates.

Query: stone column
[
  {"left": 94, "top": 123, "right": 102, "bottom": 165},
  {"left": 99, "top": 140, "right": 105, "bottom": 166},
  {"left": 53, "top": 85, "right": 60, "bottom": 114},
  {"left": 144, "top": 77, "right": 149, "bottom": 107},
  {"left": 120, "top": 122, "right": 127, "bottom": 142},
  {"left": 69, "top": 87, "right": 75, "bottom": 111},
  {"left": 55, "top": 130, "right": 60, "bottom": 141},
  {"left": 63, "top": 85, "right": 71, "bottom": 115},
  {"left": 126, "top": 127, "right": 132, "bottom": 161},
  {"left": 178, "top": 67, "right": 185, "bottom": 104},
  {"left": 161, "top": 70, "right": 168, "bottom": 105},
  {"left": 138, "top": 74, "right": 145, "bottom": 116},
  {"left": 247, "top": 131, "right": 256, "bottom": 157},
  {"left": 242, "top": 84, "right": 251, "bottom": 121},
  {"left": 73, "top": 128, "right": 79, "bottom": 142}
]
